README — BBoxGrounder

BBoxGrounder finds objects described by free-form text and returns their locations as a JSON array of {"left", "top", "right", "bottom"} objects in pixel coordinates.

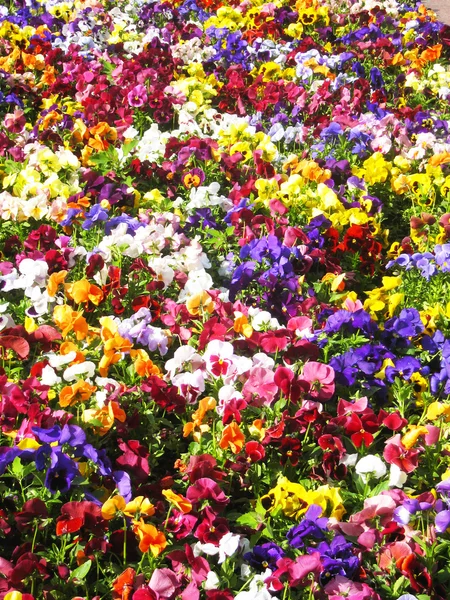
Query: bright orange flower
[
  {"left": 421, "top": 43, "right": 442, "bottom": 62},
  {"left": 162, "top": 489, "right": 192, "bottom": 514},
  {"left": 112, "top": 568, "right": 135, "bottom": 600},
  {"left": 130, "top": 349, "right": 162, "bottom": 378},
  {"left": 429, "top": 152, "right": 450, "bottom": 167},
  {"left": 219, "top": 421, "right": 245, "bottom": 453},
  {"left": 37, "top": 65, "right": 56, "bottom": 87},
  {"left": 183, "top": 396, "right": 216, "bottom": 440},
  {"left": 65, "top": 279, "right": 104, "bottom": 306},
  {"left": 132, "top": 520, "right": 167, "bottom": 555},
  {"left": 83, "top": 401, "right": 126, "bottom": 436},
  {"left": 99, "top": 317, "right": 133, "bottom": 376},
  {"left": 101, "top": 495, "right": 126, "bottom": 520},
  {"left": 88, "top": 122, "right": 117, "bottom": 151},
  {"left": 47, "top": 270, "right": 68, "bottom": 297},
  {"left": 59, "top": 379, "right": 97, "bottom": 408},
  {"left": 233, "top": 312, "right": 253, "bottom": 338},
  {"left": 53, "top": 305, "right": 88, "bottom": 340},
  {"left": 22, "top": 51, "right": 45, "bottom": 70},
  {"left": 41, "top": 110, "right": 62, "bottom": 130}
]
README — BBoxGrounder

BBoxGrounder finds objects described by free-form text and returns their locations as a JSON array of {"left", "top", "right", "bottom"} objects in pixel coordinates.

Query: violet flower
[{"left": 287, "top": 504, "right": 328, "bottom": 548}]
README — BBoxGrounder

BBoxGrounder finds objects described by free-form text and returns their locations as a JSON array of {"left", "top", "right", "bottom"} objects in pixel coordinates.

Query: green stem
[
  {"left": 31, "top": 522, "right": 39, "bottom": 554},
  {"left": 123, "top": 517, "right": 128, "bottom": 566},
  {"left": 164, "top": 505, "right": 173, "bottom": 530}
]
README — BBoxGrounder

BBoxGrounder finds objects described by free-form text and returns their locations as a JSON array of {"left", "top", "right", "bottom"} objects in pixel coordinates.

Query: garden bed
[{"left": 1, "top": 0, "right": 450, "bottom": 599}]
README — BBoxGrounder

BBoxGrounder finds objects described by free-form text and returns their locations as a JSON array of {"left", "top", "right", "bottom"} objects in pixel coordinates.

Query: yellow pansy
[
  {"left": 427, "top": 402, "right": 450, "bottom": 422},
  {"left": 362, "top": 152, "right": 391, "bottom": 186},
  {"left": 124, "top": 496, "right": 155, "bottom": 518},
  {"left": 101, "top": 495, "right": 126, "bottom": 520},
  {"left": 261, "top": 477, "right": 345, "bottom": 520},
  {"left": 402, "top": 425, "right": 429, "bottom": 449}
]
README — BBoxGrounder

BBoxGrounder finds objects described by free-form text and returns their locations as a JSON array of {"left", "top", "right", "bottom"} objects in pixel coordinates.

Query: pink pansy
[
  {"left": 148, "top": 568, "right": 180, "bottom": 600},
  {"left": 323, "top": 575, "right": 379, "bottom": 600},
  {"left": 242, "top": 367, "right": 278, "bottom": 407},
  {"left": 342, "top": 296, "right": 364, "bottom": 312},
  {"left": 167, "top": 544, "right": 209, "bottom": 585},
  {"left": 260, "top": 330, "right": 289, "bottom": 353},
  {"left": 425, "top": 425, "right": 440, "bottom": 445},
  {"left": 165, "top": 510, "right": 198, "bottom": 540},
  {"left": 300, "top": 361, "right": 335, "bottom": 400},
  {"left": 337, "top": 397, "right": 368, "bottom": 416},
  {"left": 349, "top": 494, "right": 397, "bottom": 526},
  {"left": 181, "top": 581, "right": 200, "bottom": 600},
  {"left": 286, "top": 316, "right": 313, "bottom": 338},
  {"left": 127, "top": 84, "right": 148, "bottom": 108},
  {"left": 272, "top": 552, "right": 322, "bottom": 586}
]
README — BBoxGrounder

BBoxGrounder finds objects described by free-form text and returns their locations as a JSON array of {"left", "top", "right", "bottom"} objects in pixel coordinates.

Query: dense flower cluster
[{"left": 1, "top": 0, "right": 450, "bottom": 599}]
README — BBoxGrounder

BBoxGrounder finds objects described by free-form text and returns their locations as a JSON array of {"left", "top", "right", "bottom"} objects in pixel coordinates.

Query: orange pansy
[
  {"left": 132, "top": 520, "right": 167, "bottom": 556},
  {"left": 219, "top": 421, "right": 245, "bottom": 453},
  {"left": 65, "top": 279, "right": 104, "bottom": 306},
  {"left": 53, "top": 305, "right": 89, "bottom": 340},
  {"left": 47, "top": 270, "right": 68, "bottom": 297},
  {"left": 59, "top": 380, "right": 97, "bottom": 408},
  {"left": 83, "top": 401, "right": 126, "bottom": 436},
  {"left": 162, "top": 489, "right": 192, "bottom": 514}
]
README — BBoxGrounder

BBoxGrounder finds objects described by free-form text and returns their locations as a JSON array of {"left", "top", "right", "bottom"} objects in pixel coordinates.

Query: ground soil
[{"left": 426, "top": 0, "right": 450, "bottom": 25}]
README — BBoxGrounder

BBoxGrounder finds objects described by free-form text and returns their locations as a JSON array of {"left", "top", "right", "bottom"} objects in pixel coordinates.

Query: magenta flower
[
  {"left": 383, "top": 435, "right": 420, "bottom": 473},
  {"left": 127, "top": 84, "right": 148, "bottom": 108},
  {"left": 186, "top": 477, "right": 229, "bottom": 511},
  {"left": 272, "top": 552, "right": 322, "bottom": 587}
]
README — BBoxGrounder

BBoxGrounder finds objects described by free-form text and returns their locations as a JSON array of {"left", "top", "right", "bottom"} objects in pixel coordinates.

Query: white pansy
[
  {"left": 63, "top": 361, "right": 96, "bottom": 382},
  {"left": 340, "top": 453, "right": 358, "bottom": 467},
  {"left": 165, "top": 346, "right": 202, "bottom": 378},
  {"left": 41, "top": 365, "right": 62, "bottom": 387},
  {"left": 204, "top": 571, "right": 220, "bottom": 590},
  {"left": 355, "top": 455, "right": 387, "bottom": 483},
  {"left": 388, "top": 463, "right": 408, "bottom": 488},
  {"left": 48, "top": 351, "right": 77, "bottom": 369}
]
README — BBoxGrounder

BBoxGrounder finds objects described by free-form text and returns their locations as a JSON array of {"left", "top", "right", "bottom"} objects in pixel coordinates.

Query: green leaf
[
  {"left": 236, "top": 512, "right": 260, "bottom": 528},
  {"left": 261, "top": 522, "right": 274, "bottom": 539},
  {"left": 11, "top": 456, "right": 23, "bottom": 477},
  {"left": 122, "top": 139, "right": 139, "bottom": 157},
  {"left": 392, "top": 575, "right": 407, "bottom": 595},
  {"left": 70, "top": 559, "right": 92, "bottom": 581}
]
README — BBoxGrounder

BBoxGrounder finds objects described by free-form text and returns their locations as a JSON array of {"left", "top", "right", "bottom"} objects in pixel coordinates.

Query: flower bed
[{"left": 1, "top": 0, "right": 450, "bottom": 598}]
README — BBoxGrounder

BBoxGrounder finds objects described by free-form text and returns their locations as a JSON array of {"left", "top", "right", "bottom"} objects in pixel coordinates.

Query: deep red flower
[
  {"left": 280, "top": 437, "right": 302, "bottom": 466},
  {"left": 14, "top": 498, "right": 48, "bottom": 532},
  {"left": 194, "top": 507, "right": 229, "bottom": 545},
  {"left": 184, "top": 454, "right": 225, "bottom": 483},
  {"left": 116, "top": 439, "right": 150, "bottom": 483}
]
